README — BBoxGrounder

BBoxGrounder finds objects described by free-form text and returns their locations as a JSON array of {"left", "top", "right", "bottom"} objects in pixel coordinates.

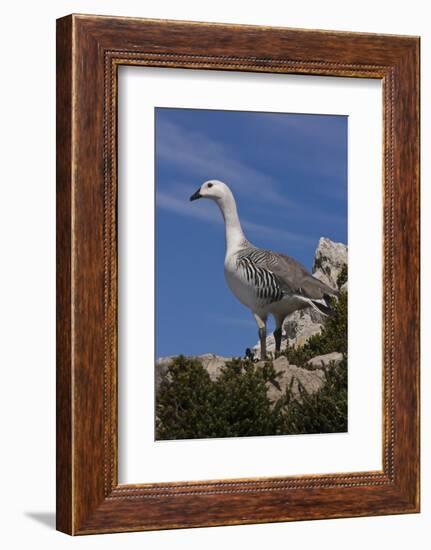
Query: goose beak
[{"left": 189, "top": 189, "right": 202, "bottom": 201}]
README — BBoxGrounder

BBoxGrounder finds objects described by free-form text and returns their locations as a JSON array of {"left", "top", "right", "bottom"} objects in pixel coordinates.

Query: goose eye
[{"left": 207, "top": 183, "right": 213, "bottom": 188}]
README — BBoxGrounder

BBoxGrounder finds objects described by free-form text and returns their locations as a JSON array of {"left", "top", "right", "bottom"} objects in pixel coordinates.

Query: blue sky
[{"left": 155, "top": 108, "right": 347, "bottom": 358}]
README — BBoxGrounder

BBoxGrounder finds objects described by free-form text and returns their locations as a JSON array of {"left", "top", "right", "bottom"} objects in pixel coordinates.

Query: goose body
[
  {"left": 224, "top": 247, "right": 303, "bottom": 318},
  {"left": 190, "top": 180, "right": 337, "bottom": 358}
]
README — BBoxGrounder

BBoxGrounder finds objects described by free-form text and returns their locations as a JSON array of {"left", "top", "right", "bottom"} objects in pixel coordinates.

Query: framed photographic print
[{"left": 56, "top": 14, "right": 420, "bottom": 535}]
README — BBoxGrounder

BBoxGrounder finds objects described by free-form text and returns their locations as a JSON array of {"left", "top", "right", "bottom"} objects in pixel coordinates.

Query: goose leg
[
  {"left": 274, "top": 327, "right": 282, "bottom": 355},
  {"left": 254, "top": 313, "right": 267, "bottom": 360},
  {"left": 273, "top": 315, "right": 284, "bottom": 356}
]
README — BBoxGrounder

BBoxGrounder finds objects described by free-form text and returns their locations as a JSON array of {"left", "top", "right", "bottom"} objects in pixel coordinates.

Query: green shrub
[
  {"left": 281, "top": 359, "right": 347, "bottom": 434},
  {"left": 155, "top": 356, "right": 214, "bottom": 440},
  {"left": 156, "top": 356, "right": 285, "bottom": 440}
]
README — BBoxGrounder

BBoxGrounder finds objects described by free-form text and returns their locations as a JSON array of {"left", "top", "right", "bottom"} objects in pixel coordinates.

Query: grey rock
[
  {"left": 265, "top": 356, "right": 326, "bottom": 403},
  {"left": 284, "top": 307, "right": 325, "bottom": 348},
  {"left": 195, "top": 353, "right": 231, "bottom": 381},
  {"left": 312, "top": 237, "right": 348, "bottom": 290},
  {"left": 307, "top": 352, "right": 343, "bottom": 370},
  {"left": 155, "top": 356, "right": 175, "bottom": 388},
  {"left": 273, "top": 355, "right": 290, "bottom": 368}
]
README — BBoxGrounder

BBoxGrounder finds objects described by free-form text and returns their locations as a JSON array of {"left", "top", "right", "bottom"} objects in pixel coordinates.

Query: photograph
[{"left": 154, "top": 107, "right": 348, "bottom": 440}]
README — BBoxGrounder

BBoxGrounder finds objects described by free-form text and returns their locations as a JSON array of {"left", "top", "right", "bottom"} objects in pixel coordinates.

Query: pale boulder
[
  {"left": 265, "top": 356, "right": 326, "bottom": 403},
  {"left": 307, "top": 351, "right": 344, "bottom": 370},
  {"left": 312, "top": 236, "right": 348, "bottom": 290}
]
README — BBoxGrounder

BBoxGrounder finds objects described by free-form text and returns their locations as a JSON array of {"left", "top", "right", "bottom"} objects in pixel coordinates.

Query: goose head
[{"left": 189, "top": 180, "right": 232, "bottom": 203}]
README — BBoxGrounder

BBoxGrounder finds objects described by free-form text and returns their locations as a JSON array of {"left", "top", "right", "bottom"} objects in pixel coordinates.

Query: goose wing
[
  {"left": 269, "top": 251, "right": 337, "bottom": 299},
  {"left": 237, "top": 247, "right": 337, "bottom": 308}
]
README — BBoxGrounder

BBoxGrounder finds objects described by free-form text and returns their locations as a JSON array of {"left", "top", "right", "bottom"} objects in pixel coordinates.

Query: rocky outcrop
[
  {"left": 306, "top": 351, "right": 343, "bottom": 370},
  {"left": 155, "top": 356, "right": 175, "bottom": 389},
  {"left": 283, "top": 307, "right": 326, "bottom": 348},
  {"left": 264, "top": 356, "right": 326, "bottom": 403},
  {"left": 312, "top": 237, "right": 348, "bottom": 290},
  {"left": 194, "top": 354, "right": 231, "bottom": 380}
]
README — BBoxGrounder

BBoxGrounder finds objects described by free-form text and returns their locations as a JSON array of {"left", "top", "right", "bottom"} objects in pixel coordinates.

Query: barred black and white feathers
[
  {"left": 237, "top": 253, "right": 283, "bottom": 303},
  {"left": 236, "top": 246, "right": 337, "bottom": 313}
]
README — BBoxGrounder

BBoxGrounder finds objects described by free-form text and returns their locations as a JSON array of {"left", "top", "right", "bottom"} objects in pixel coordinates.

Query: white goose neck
[{"left": 215, "top": 191, "right": 246, "bottom": 253}]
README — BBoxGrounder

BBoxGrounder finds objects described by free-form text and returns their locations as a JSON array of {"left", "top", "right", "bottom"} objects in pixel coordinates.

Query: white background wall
[{"left": 0, "top": 1, "right": 428, "bottom": 548}]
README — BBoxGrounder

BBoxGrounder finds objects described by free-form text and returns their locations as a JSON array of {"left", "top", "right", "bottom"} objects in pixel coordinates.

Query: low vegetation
[{"left": 156, "top": 357, "right": 285, "bottom": 440}]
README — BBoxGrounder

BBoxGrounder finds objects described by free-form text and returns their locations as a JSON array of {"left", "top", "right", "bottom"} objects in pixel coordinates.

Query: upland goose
[{"left": 190, "top": 180, "right": 338, "bottom": 359}]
